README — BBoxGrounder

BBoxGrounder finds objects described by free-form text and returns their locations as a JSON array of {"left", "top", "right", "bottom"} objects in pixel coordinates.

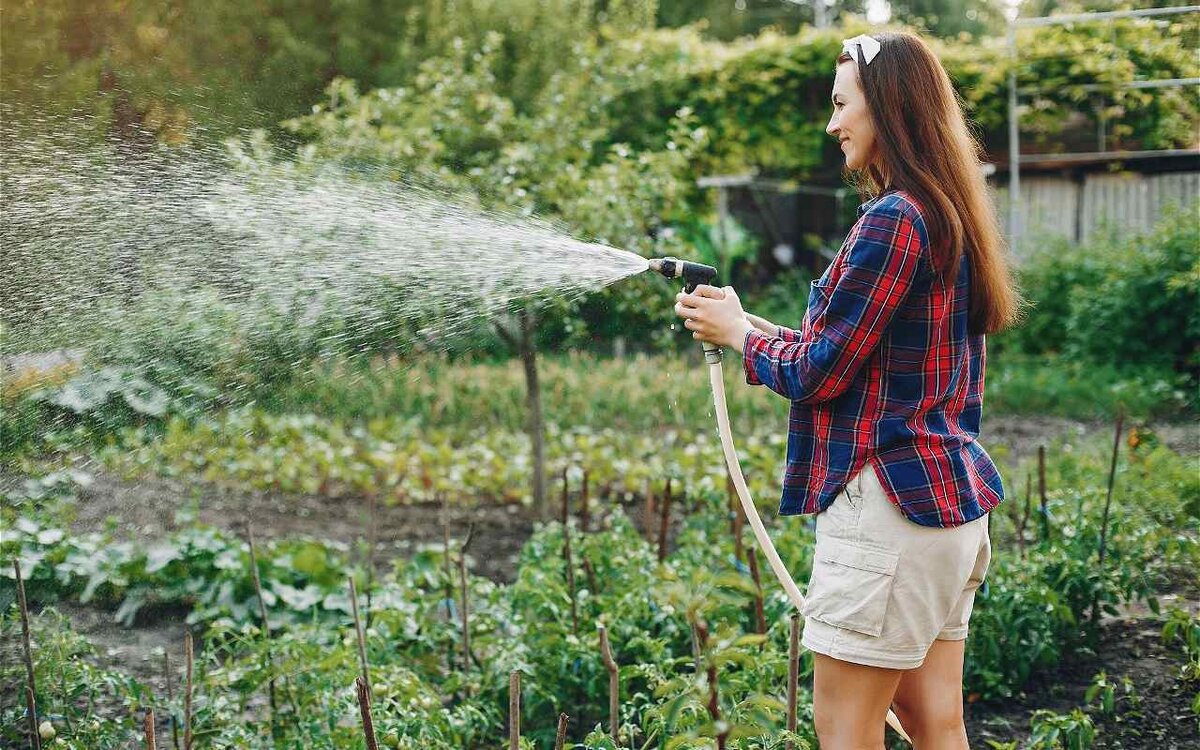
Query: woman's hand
[{"left": 674, "top": 285, "right": 755, "bottom": 353}]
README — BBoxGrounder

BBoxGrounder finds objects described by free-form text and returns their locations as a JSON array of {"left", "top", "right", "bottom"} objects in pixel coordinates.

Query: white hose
[{"left": 704, "top": 342, "right": 911, "bottom": 744}]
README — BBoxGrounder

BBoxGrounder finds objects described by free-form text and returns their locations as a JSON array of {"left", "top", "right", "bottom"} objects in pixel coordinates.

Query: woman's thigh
[{"left": 812, "top": 652, "right": 904, "bottom": 747}]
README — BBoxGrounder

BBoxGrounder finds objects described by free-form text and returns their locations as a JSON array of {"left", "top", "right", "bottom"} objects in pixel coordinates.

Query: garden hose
[
  {"left": 701, "top": 340, "right": 911, "bottom": 743},
  {"left": 648, "top": 257, "right": 909, "bottom": 740}
]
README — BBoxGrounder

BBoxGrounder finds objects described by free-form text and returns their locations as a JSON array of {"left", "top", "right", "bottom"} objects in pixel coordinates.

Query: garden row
[{"left": 4, "top": 427, "right": 1197, "bottom": 748}]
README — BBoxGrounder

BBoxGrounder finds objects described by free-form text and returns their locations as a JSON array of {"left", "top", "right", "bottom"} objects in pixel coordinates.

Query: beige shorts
[{"left": 800, "top": 462, "right": 991, "bottom": 670}]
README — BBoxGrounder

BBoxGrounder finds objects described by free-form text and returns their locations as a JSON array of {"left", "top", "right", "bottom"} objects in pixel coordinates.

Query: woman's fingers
[{"left": 694, "top": 284, "right": 726, "bottom": 300}]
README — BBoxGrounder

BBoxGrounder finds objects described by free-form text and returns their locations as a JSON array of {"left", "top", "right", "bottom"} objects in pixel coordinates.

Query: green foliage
[
  {"left": 1160, "top": 605, "right": 1200, "bottom": 718},
  {"left": 0, "top": 608, "right": 149, "bottom": 749},
  {"left": 1028, "top": 708, "right": 1096, "bottom": 750},
  {"left": 4, "top": 428, "right": 1196, "bottom": 746},
  {"left": 992, "top": 202, "right": 1200, "bottom": 382}
]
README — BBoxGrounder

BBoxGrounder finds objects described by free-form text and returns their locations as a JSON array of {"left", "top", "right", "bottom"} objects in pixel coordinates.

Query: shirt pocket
[
  {"left": 806, "top": 279, "right": 836, "bottom": 337},
  {"left": 801, "top": 536, "right": 900, "bottom": 637}
]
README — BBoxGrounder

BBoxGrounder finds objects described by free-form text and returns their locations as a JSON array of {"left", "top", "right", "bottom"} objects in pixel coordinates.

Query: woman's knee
[{"left": 890, "top": 694, "right": 964, "bottom": 745}]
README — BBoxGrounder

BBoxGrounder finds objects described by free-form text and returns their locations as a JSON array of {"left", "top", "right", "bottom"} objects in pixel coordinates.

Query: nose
[{"left": 826, "top": 112, "right": 838, "bottom": 138}]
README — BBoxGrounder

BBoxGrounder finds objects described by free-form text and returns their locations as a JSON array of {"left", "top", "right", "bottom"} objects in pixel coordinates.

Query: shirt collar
[{"left": 857, "top": 189, "right": 897, "bottom": 218}]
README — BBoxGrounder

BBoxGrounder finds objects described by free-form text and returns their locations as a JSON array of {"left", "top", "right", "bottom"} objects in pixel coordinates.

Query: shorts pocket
[{"left": 801, "top": 536, "right": 900, "bottom": 637}]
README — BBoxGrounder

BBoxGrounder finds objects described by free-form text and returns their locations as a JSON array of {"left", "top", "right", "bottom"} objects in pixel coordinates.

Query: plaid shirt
[{"left": 742, "top": 190, "right": 1004, "bottom": 527}]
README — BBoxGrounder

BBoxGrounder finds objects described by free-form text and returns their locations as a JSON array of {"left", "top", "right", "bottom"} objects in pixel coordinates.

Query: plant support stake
[
  {"left": 13, "top": 559, "right": 40, "bottom": 750},
  {"left": 598, "top": 624, "right": 620, "bottom": 745}
]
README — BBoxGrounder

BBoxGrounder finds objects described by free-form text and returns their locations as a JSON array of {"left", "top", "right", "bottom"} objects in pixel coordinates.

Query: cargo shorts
[{"left": 799, "top": 462, "right": 992, "bottom": 670}]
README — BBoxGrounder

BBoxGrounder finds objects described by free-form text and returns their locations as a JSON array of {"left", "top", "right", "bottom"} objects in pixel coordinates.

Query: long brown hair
[{"left": 838, "top": 31, "right": 1024, "bottom": 336}]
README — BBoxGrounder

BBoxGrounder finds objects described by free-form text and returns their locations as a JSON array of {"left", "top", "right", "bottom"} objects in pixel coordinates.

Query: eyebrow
[{"left": 831, "top": 94, "right": 843, "bottom": 103}]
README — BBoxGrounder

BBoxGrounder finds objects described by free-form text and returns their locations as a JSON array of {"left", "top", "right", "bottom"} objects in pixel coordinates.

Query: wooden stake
[
  {"left": 643, "top": 482, "right": 655, "bottom": 544},
  {"left": 695, "top": 620, "right": 727, "bottom": 750},
  {"left": 657, "top": 478, "right": 672, "bottom": 563},
  {"left": 1018, "top": 472, "right": 1032, "bottom": 559},
  {"left": 580, "top": 469, "right": 591, "bottom": 533},
  {"left": 508, "top": 670, "right": 521, "bottom": 750},
  {"left": 365, "top": 490, "right": 378, "bottom": 628},
  {"left": 459, "top": 524, "right": 476, "bottom": 681},
  {"left": 440, "top": 491, "right": 456, "bottom": 674},
  {"left": 553, "top": 712, "right": 569, "bottom": 750},
  {"left": 786, "top": 614, "right": 800, "bottom": 750},
  {"left": 560, "top": 468, "right": 570, "bottom": 523},
  {"left": 164, "top": 651, "right": 180, "bottom": 750},
  {"left": 348, "top": 576, "right": 371, "bottom": 699},
  {"left": 582, "top": 556, "right": 599, "bottom": 597},
  {"left": 727, "top": 472, "right": 737, "bottom": 537},
  {"left": 246, "top": 527, "right": 277, "bottom": 725},
  {"left": 747, "top": 548, "right": 767, "bottom": 636},
  {"left": 13, "top": 559, "right": 40, "bottom": 750},
  {"left": 1037, "top": 445, "right": 1049, "bottom": 540},
  {"left": 598, "top": 624, "right": 619, "bottom": 746},
  {"left": 1091, "top": 407, "right": 1125, "bottom": 627},
  {"left": 144, "top": 708, "right": 157, "bottom": 750},
  {"left": 562, "top": 475, "right": 579, "bottom": 635},
  {"left": 356, "top": 676, "right": 378, "bottom": 750},
  {"left": 183, "top": 632, "right": 194, "bottom": 750}
]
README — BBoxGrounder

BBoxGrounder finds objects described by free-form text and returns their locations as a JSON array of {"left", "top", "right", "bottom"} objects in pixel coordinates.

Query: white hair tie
[{"left": 842, "top": 34, "right": 881, "bottom": 65}]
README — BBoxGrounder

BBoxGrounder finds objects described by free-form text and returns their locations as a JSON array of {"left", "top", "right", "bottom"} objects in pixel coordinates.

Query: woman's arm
[
  {"left": 745, "top": 312, "right": 780, "bottom": 338},
  {"left": 742, "top": 202, "right": 925, "bottom": 403}
]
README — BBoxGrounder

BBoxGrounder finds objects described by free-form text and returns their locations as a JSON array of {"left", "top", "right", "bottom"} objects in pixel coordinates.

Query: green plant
[{"left": 1029, "top": 708, "right": 1096, "bottom": 750}]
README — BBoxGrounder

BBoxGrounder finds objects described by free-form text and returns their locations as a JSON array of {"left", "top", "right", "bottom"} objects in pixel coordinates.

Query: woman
[{"left": 675, "top": 31, "right": 1023, "bottom": 749}]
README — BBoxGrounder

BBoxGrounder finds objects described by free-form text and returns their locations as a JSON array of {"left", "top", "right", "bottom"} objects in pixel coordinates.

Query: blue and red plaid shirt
[{"left": 742, "top": 190, "right": 1004, "bottom": 528}]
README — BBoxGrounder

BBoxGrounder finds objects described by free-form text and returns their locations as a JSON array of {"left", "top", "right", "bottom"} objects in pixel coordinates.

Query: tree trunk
[{"left": 518, "top": 308, "right": 548, "bottom": 518}]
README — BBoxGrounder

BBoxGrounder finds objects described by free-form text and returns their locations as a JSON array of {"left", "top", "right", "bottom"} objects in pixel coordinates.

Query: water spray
[{"left": 647, "top": 258, "right": 911, "bottom": 744}]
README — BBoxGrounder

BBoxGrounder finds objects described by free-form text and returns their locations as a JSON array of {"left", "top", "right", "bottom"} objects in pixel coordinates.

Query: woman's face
[{"left": 826, "top": 61, "right": 878, "bottom": 172}]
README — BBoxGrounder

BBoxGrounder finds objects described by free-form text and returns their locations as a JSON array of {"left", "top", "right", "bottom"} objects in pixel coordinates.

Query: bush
[{"left": 993, "top": 201, "right": 1200, "bottom": 381}]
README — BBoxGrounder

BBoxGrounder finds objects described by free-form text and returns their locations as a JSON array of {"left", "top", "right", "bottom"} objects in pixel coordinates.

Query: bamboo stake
[
  {"left": 508, "top": 670, "right": 521, "bottom": 750},
  {"left": 747, "top": 548, "right": 767, "bottom": 636},
  {"left": 553, "top": 712, "right": 569, "bottom": 750},
  {"left": 246, "top": 527, "right": 277, "bottom": 726},
  {"left": 598, "top": 624, "right": 620, "bottom": 746},
  {"left": 657, "top": 478, "right": 672, "bottom": 563},
  {"left": 144, "top": 708, "right": 157, "bottom": 750},
  {"left": 356, "top": 676, "right": 378, "bottom": 750},
  {"left": 562, "top": 474, "right": 579, "bottom": 634},
  {"left": 786, "top": 614, "right": 800, "bottom": 750},
  {"left": 13, "top": 559, "right": 40, "bottom": 750},
  {"left": 348, "top": 576, "right": 371, "bottom": 699},
  {"left": 164, "top": 651, "right": 180, "bottom": 750},
  {"left": 183, "top": 632, "right": 194, "bottom": 750}
]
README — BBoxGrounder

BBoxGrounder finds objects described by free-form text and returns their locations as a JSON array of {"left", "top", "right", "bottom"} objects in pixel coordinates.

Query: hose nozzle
[{"left": 648, "top": 257, "right": 718, "bottom": 293}]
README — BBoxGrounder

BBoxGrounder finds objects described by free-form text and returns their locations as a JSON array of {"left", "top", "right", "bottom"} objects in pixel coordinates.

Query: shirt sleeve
[{"left": 741, "top": 203, "right": 924, "bottom": 403}]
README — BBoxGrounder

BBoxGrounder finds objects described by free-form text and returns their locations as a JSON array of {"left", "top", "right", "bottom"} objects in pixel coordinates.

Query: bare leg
[
  {"left": 812, "top": 652, "right": 905, "bottom": 750},
  {"left": 890, "top": 638, "right": 969, "bottom": 750}
]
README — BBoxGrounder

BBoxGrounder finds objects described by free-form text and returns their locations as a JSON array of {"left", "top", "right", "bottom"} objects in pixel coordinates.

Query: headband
[{"left": 842, "top": 34, "right": 881, "bottom": 65}]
